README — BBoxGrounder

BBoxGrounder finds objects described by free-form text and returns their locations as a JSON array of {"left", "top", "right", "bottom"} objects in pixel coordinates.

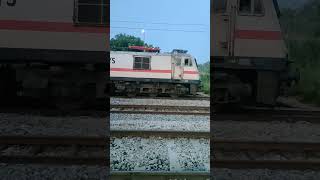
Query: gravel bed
[
  {"left": 0, "top": 113, "right": 106, "bottom": 136},
  {"left": 0, "top": 164, "right": 108, "bottom": 180},
  {"left": 213, "top": 169, "right": 320, "bottom": 180},
  {"left": 111, "top": 113, "right": 209, "bottom": 132},
  {"left": 110, "top": 137, "right": 209, "bottom": 172},
  {"left": 111, "top": 97, "right": 209, "bottom": 107},
  {"left": 212, "top": 120, "right": 320, "bottom": 142}
]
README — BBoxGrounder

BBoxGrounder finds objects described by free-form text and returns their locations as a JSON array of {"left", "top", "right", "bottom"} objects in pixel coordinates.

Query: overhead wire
[
  {"left": 111, "top": 20, "right": 208, "bottom": 27},
  {"left": 110, "top": 26, "right": 206, "bottom": 33}
]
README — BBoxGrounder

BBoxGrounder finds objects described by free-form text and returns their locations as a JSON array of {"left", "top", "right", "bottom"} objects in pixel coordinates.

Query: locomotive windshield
[
  {"left": 194, "top": 58, "right": 198, "bottom": 68},
  {"left": 184, "top": 58, "right": 193, "bottom": 67}
]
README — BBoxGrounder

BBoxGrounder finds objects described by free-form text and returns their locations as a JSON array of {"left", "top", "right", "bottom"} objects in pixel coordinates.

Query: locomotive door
[
  {"left": 211, "top": 0, "right": 236, "bottom": 57},
  {"left": 172, "top": 57, "right": 183, "bottom": 80}
]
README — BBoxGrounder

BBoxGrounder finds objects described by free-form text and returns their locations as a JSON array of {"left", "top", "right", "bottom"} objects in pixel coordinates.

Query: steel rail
[
  {"left": 110, "top": 171, "right": 210, "bottom": 179},
  {"left": 0, "top": 136, "right": 108, "bottom": 165},
  {"left": 0, "top": 108, "right": 107, "bottom": 117},
  {"left": 213, "top": 140, "right": 320, "bottom": 169},
  {"left": 241, "top": 106, "right": 320, "bottom": 116},
  {"left": 213, "top": 107, "right": 320, "bottom": 122},
  {"left": 213, "top": 139, "right": 320, "bottom": 151},
  {"left": 0, "top": 136, "right": 107, "bottom": 146},
  {"left": 0, "top": 156, "right": 108, "bottom": 165},
  {"left": 111, "top": 110, "right": 210, "bottom": 115},
  {"left": 111, "top": 104, "right": 210, "bottom": 110},
  {"left": 111, "top": 96, "right": 210, "bottom": 101},
  {"left": 111, "top": 130, "right": 210, "bottom": 138},
  {"left": 213, "top": 160, "right": 320, "bottom": 170},
  {"left": 110, "top": 104, "right": 210, "bottom": 115}
]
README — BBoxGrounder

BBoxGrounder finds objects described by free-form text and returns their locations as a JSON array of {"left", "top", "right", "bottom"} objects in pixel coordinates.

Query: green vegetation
[
  {"left": 197, "top": 62, "right": 210, "bottom": 94},
  {"left": 280, "top": 0, "right": 320, "bottom": 105},
  {"left": 110, "top": 33, "right": 154, "bottom": 51}
]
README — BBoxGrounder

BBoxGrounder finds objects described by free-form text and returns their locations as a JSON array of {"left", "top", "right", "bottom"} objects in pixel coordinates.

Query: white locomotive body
[{"left": 110, "top": 50, "right": 200, "bottom": 97}]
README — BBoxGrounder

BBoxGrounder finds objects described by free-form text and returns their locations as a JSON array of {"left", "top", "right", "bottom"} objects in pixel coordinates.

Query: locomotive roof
[{"left": 111, "top": 51, "right": 194, "bottom": 58}]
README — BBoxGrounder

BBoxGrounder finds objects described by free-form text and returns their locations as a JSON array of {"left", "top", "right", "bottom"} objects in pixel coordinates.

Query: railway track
[
  {"left": 111, "top": 103, "right": 320, "bottom": 122},
  {"left": 0, "top": 97, "right": 107, "bottom": 113},
  {"left": 5, "top": 131, "right": 320, "bottom": 170},
  {"left": 111, "top": 129, "right": 210, "bottom": 138},
  {"left": 213, "top": 160, "right": 320, "bottom": 170},
  {"left": 111, "top": 95, "right": 210, "bottom": 101},
  {"left": 110, "top": 171, "right": 210, "bottom": 180},
  {"left": 213, "top": 139, "right": 320, "bottom": 170},
  {"left": 0, "top": 107, "right": 106, "bottom": 117},
  {"left": 214, "top": 107, "right": 320, "bottom": 122},
  {"left": 112, "top": 130, "right": 320, "bottom": 170},
  {"left": 110, "top": 104, "right": 210, "bottom": 115},
  {"left": 0, "top": 136, "right": 107, "bottom": 165}
]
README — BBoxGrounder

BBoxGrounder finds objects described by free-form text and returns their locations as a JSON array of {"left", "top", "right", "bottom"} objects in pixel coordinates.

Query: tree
[
  {"left": 280, "top": 0, "right": 320, "bottom": 105},
  {"left": 110, "top": 33, "right": 153, "bottom": 51}
]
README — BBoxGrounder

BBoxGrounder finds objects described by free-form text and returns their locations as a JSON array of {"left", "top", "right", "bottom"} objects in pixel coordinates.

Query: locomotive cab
[{"left": 171, "top": 50, "right": 199, "bottom": 82}]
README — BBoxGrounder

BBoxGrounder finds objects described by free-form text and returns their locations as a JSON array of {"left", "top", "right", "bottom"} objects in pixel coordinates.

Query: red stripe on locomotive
[
  {"left": 111, "top": 68, "right": 199, "bottom": 75},
  {"left": 235, "top": 29, "right": 282, "bottom": 40},
  {"left": 0, "top": 20, "right": 108, "bottom": 34}
]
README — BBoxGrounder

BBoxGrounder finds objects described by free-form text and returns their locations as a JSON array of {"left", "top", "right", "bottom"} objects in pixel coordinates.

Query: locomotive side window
[
  {"left": 253, "top": 0, "right": 263, "bottom": 14},
  {"left": 134, "top": 57, "right": 150, "bottom": 70},
  {"left": 239, "top": 0, "right": 264, "bottom": 15},
  {"left": 184, "top": 59, "right": 189, "bottom": 66},
  {"left": 239, "top": 0, "right": 251, "bottom": 14},
  {"left": 74, "top": 0, "right": 108, "bottom": 26},
  {"left": 212, "top": 0, "right": 227, "bottom": 14},
  {"left": 184, "top": 58, "right": 193, "bottom": 67}
]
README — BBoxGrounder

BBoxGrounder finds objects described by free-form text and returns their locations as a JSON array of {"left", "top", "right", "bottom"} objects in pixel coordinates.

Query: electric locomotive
[{"left": 110, "top": 47, "right": 201, "bottom": 97}]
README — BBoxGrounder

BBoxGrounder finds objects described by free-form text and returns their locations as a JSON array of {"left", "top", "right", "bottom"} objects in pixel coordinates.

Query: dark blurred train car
[
  {"left": 211, "top": 0, "right": 295, "bottom": 106},
  {"left": 0, "top": 0, "right": 109, "bottom": 106}
]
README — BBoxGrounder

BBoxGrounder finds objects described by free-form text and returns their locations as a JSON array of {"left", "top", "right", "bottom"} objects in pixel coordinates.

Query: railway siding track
[
  {"left": 0, "top": 136, "right": 108, "bottom": 165},
  {"left": 110, "top": 104, "right": 210, "bottom": 115}
]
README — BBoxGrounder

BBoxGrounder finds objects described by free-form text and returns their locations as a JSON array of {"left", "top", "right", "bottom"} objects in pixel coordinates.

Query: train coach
[
  {"left": 0, "top": 0, "right": 108, "bottom": 106},
  {"left": 211, "top": 0, "right": 297, "bottom": 106},
  {"left": 110, "top": 47, "right": 201, "bottom": 97}
]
